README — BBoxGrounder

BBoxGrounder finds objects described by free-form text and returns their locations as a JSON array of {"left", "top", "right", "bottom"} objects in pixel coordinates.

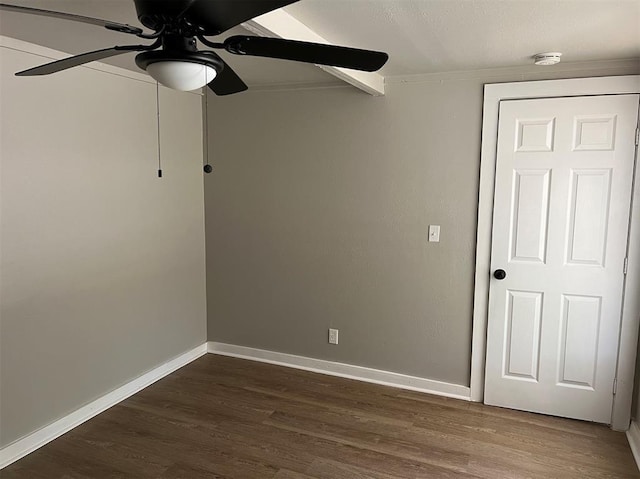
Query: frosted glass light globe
[{"left": 147, "top": 61, "right": 217, "bottom": 91}]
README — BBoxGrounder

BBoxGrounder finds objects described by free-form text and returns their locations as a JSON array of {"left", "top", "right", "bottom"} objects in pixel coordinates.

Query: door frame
[{"left": 470, "top": 75, "right": 640, "bottom": 430}]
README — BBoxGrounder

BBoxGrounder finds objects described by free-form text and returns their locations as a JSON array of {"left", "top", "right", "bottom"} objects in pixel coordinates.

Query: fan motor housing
[{"left": 133, "top": 0, "right": 194, "bottom": 30}]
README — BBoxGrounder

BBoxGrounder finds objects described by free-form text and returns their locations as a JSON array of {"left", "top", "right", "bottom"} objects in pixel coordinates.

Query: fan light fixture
[
  {"left": 147, "top": 61, "right": 217, "bottom": 91},
  {"left": 135, "top": 51, "right": 223, "bottom": 92}
]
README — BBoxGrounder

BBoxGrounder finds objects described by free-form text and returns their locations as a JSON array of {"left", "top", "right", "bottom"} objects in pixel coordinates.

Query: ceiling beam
[{"left": 242, "top": 9, "right": 385, "bottom": 96}]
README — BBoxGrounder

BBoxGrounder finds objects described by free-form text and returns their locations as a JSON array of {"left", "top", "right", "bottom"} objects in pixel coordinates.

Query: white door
[{"left": 484, "top": 94, "right": 639, "bottom": 423}]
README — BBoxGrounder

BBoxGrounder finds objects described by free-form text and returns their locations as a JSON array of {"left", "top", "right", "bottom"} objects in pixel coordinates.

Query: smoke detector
[{"left": 534, "top": 52, "right": 562, "bottom": 66}]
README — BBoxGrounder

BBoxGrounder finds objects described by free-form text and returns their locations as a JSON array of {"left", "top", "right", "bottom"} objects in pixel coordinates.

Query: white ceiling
[
  {"left": 285, "top": 0, "right": 640, "bottom": 76},
  {"left": 1, "top": 0, "right": 638, "bottom": 89}
]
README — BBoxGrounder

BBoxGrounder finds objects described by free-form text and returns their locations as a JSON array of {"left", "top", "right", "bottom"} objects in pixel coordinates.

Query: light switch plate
[{"left": 429, "top": 225, "right": 440, "bottom": 243}]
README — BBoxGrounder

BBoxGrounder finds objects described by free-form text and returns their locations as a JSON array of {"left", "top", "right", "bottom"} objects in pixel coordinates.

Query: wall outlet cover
[{"left": 429, "top": 225, "right": 441, "bottom": 243}]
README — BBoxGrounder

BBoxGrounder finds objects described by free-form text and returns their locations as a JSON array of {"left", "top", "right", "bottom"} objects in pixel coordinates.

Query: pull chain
[
  {"left": 203, "top": 68, "right": 212, "bottom": 174},
  {"left": 156, "top": 81, "right": 162, "bottom": 178}
]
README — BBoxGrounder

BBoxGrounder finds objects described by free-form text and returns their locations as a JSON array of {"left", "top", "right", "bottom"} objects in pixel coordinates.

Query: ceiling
[
  {"left": 1, "top": 0, "right": 638, "bottom": 89},
  {"left": 285, "top": 0, "right": 640, "bottom": 76}
]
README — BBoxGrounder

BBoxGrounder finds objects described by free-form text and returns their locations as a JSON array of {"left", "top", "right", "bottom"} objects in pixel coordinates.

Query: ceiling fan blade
[
  {"left": 184, "top": 0, "right": 299, "bottom": 35},
  {"left": 208, "top": 58, "right": 248, "bottom": 96},
  {"left": 0, "top": 3, "right": 144, "bottom": 35},
  {"left": 224, "top": 36, "right": 388, "bottom": 72},
  {"left": 16, "top": 44, "right": 158, "bottom": 76}
]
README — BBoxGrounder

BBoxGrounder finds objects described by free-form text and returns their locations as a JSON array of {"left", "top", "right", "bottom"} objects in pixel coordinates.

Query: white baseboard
[
  {"left": 2, "top": 342, "right": 472, "bottom": 470},
  {"left": 627, "top": 420, "right": 640, "bottom": 472},
  {"left": 0, "top": 343, "right": 208, "bottom": 470},
  {"left": 207, "top": 342, "right": 472, "bottom": 400}
]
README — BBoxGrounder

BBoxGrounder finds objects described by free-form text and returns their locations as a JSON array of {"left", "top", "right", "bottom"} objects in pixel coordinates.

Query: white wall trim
[
  {"left": 470, "top": 75, "right": 640, "bottom": 431},
  {"left": 4, "top": 333, "right": 640, "bottom": 471},
  {"left": 615, "top": 93, "right": 640, "bottom": 431},
  {"left": 0, "top": 344, "right": 207, "bottom": 470},
  {"left": 385, "top": 58, "right": 640, "bottom": 85},
  {"left": 208, "top": 342, "right": 471, "bottom": 400},
  {"left": 627, "top": 420, "right": 640, "bottom": 472},
  {"left": 1, "top": 341, "right": 473, "bottom": 469}
]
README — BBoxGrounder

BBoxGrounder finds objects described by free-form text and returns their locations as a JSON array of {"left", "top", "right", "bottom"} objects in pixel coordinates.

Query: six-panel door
[{"left": 484, "top": 94, "right": 639, "bottom": 423}]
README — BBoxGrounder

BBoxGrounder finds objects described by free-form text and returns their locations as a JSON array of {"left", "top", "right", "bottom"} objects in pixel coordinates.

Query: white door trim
[{"left": 471, "top": 75, "right": 640, "bottom": 431}]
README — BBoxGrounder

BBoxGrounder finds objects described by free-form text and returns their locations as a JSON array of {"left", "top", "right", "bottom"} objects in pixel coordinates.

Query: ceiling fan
[{"left": 0, "top": 0, "right": 389, "bottom": 95}]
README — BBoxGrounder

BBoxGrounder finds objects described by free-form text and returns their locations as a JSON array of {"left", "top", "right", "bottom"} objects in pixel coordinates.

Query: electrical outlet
[{"left": 328, "top": 328, "right": 339, "bottom": 345}]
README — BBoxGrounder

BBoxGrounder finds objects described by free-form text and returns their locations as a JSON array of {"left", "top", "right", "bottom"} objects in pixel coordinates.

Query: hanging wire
[{"left": 156, "top": 81, "right": 162, "bottom": 178}]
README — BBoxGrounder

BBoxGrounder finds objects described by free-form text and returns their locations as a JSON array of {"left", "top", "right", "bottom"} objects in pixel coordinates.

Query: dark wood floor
[{"left": 3, "top": 354, "right": 639, "bottom": 478}]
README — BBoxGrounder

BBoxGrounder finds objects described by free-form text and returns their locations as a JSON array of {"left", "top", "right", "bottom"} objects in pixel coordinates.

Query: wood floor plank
[
  {"left": 2, "top": 354, "right": 638, "bottom": 478},
  {"left": 274, "top": 469, "right": 319, "bottom": 479},
  {"left": 305, "top": 457, "right": 405, "bottom": 479},
  {"left": 263, "top": 410, "right": 472, "bottom": 473}
]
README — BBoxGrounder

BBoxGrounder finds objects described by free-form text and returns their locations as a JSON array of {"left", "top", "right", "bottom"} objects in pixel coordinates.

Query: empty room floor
[{"left": 3, "top": 354, "right": 638, "bottom": 478}]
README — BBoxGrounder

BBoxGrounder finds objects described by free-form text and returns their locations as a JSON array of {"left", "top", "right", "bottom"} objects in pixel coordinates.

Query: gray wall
[
  {"left": 205, "top": 60, "right": 639, "bottom": 387},
  {"left": 0, "top": 41, "right": 207, "bottom": 447}
]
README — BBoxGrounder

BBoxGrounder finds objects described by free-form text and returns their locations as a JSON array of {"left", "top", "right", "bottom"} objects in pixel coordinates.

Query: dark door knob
[{"left": 493, "top": 269, "right": 506, "bottom": 280}]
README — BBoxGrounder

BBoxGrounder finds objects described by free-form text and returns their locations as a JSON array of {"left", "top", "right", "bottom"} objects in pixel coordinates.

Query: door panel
[
  {"left": 558, "top": 294, "right": 601, "bottom": 389},
  {"left": 504, "top": 290, "right": 543, "bottom": 381},
  {"left": 566, "top": 169, "right": 611, "bottom": 265},
  {"left": 510, "top": 169, "right": 551, "bottom": 263},
  {"left": 484, "top": 94, "right": 639, "bottom": 423}
]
